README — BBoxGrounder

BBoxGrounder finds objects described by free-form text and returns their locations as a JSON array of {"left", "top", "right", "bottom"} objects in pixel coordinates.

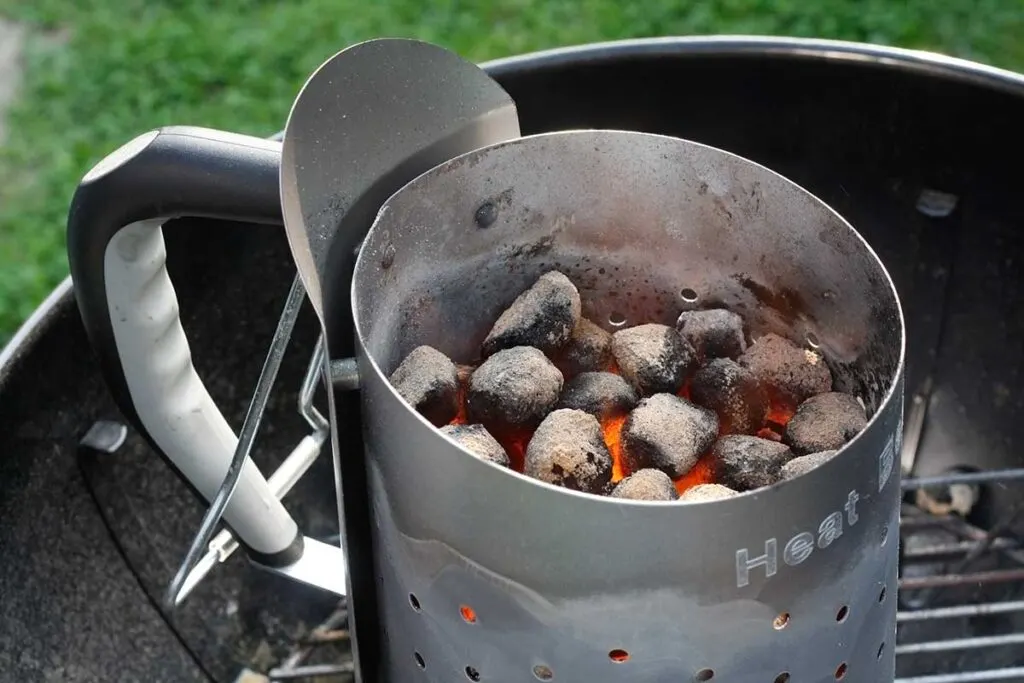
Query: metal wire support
[{"left": 164, "top": 274, "right": 307, "bottom": 610}]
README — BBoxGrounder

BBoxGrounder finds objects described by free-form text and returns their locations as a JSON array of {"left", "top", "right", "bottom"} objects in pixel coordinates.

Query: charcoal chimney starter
[{"left": 349, "top": 130, "right": 905, "bottom": 683}]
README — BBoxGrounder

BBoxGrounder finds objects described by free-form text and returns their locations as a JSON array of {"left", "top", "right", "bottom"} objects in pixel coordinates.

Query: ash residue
[
  {"left": 784, "top": 392, "right": 867, "bottom": 455},
  {"left": 524, "top": 409, "right": 612, "bottom": 493},
  {"left": 388, "top": 345, "right": 459, "bottom": 427},
  {"left": 557, "top": 371, "right": 638, "bottom": 419},
  {"left": 440, "top": 424, "right": 511, "bottom": 468},
  {"left": 780, "top": 450, "right": 837, "bottom": 480},
  {"left": 468, "top": 346, "right": 563, "bottom": 430},
  {"left": 711, "top": 435, "right": 793, "bottom": 491},
  {"left": 611, "top": 469, "right": 677, "bottom": 501},
  {"left": 620, "top": 393, "right": 718, "bottom": 478},
  {"left": 481, "top": 271, "right": 582, "bottom": 357},
  {"left": 679, "top": 483, "right": 738, "bottom": 502},
  {"left": 675, "top": 308, "right": 747, "bottom": 360},
  {"left": 555, "top": 317, "right": 612, "bottom": 376},
  {"left": 690, "top": 358, "right": 768, "bottom": 434},
  {"left": 611, "top": 324, "right": 696, "bottom": 396},
  {"left": 739, "top": 333, "right": 832, "bottom": 406}
]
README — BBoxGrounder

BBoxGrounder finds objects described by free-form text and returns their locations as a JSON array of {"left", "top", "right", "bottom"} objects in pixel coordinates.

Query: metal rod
[
  {"left": 901, "top": 377, "right": 931, "bottom": 476},
  {"left": 896, "top": 668, "right": 1024, "bottom": 683},
  {"left": 898, "top": 599, "right": 1024, "bottom": 622},
  {"left": 330, "top": 358, "right": 360, "bottom": 390},
  {"left": 898, "top": 567, "right": 1024, "bottom": 590},
  {"left": 164, "top": 274, "right": 306, "bottom": 610},
  {"left": 268, "top": 663, "right": 355, "bottom": 680},
  {"left": 903, "top": 468, "right": 1024, "bottom": 490},
  {"left": 894, "top": 631, "right": 1024, "bottom": 655},
  {"left": 299, "top": 336, "right": 328, "bottom": 431},
  {"left": 901, "top": 538, "right": 1019, "bottom": 562}
]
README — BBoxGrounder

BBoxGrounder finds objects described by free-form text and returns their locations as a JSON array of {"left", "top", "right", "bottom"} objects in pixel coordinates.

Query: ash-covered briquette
[
  {"left": 557, "top": 371, "right": 638, "bottom": 420},
  {"left": 611, "top": 324, "right": 696, "bottom": 396},
  {"left": 611, "top": 469, "right": 678, "bottom": 501},
  {"left": 710, "top": 435, "right": 793, "bottom": 491},
  {"left": 675, "top": 309, "right": 747, "bottom": 360},
  {"left": 690, "top": 358, "right": 769, "bottom": 434},
  {"left": 739, "top": 333, "right": 833, "bottom": 407},
  {"left": 784, "top": 392, "right": 867, "bottom": 455},
  {"left": 678, "top": 483, "right": 738, "bottom": 502},
  {"left": 481, "top": 271, "right": 582, "bottom": 357},
  {"left": 524, "top": 409, "right": 613, "bottom": 493},
  {"left": 388, "top": 345, "right": 460, "bottom": 427},
  {"left": 780, "top": 450, "right": 837, "bottom": 480},
  {"left": 440, "top": 424, "right": 511, "bottom": 468},
  {"left": 468, "top": 346, "right": 563, "bottom": 430},
  {"left": 620, "top": 393, "right": 718, "bottom": 478},
  {"left": 555, "top": 317, "right": 613, "bottom": 376}
]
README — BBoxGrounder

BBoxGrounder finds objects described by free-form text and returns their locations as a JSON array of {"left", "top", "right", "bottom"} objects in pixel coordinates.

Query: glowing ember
[
  {"left": 673, "top": 455, "right": 715, "bottom": 495},
  {"left": 602, "top": 413, "right": 629, "bottom": 482}
]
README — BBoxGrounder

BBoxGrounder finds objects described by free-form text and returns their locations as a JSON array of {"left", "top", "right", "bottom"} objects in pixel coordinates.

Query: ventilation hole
[
  {"left": 414, "top": 652, "right": 425, "bottom": 669},
  {"left": 878, "top": 586, "right": 887, "bottom": 603},
  {"left": 695, "top": 668, "right": 714, "bottom": 681},
  {"left": 806, "top": 332, "right": 820, "bottom": 348},
  {"left": 409, "top": 594, "right": 421, "bottom": 611},
  {"left": 608, "top": 649, "right": 630, "bottom": 663},
  {"left": 680, "top": 287, "right": 699, "bottom": 303},
  {"left": 773, "top": 612, "right": 790, "bottom": 630},
  {"left": 775, "top": 674, "right": 791, "bottom": 683},
  {"left": 836, "top": 605, "right": 849, "bottom": 622},
  {"left": 460, "top": 605, "right": 478, "bottom": 624},
  {"left": 465, "top": 665, "right": 481, "bottom": 681},
  {"left": 608, "top": 312, "right": 627, "bottom": 327},
  {"left": 877, "top": 642, "right": 885, "bottom": 659},
  {"left": 835, "top": 662, "right": 848, "bottom": 679},
  {"left": 532, "top": 664, "right": 554, "bottom": 681}
]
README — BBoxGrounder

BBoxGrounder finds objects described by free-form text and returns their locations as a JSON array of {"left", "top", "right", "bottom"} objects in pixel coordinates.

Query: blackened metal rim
[
  {"left": 351, "top": 128, "right": 907, "bottom": 506},
  {"left": 481, "top": 35, "right": 1024, "bottom": 96},
  {"left": 0, "top": 275, "right": 74, "bottom": 392}
]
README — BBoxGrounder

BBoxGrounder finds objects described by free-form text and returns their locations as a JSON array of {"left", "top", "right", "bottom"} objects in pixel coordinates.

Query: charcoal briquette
[
  {"left": 389, "top": 345, "right": 459, "bottom": 427},
  {"left": 780, "top": 450, "right": 837, "bottom": 480},
  {"left": 524, "top": 409, "right": 613, "bottom": 494},
  {"left": 555, "top": 317, "right": 613, "bottom": 376},
  {"left": 784, "top": 392, "right": 867, "bottom": 455},
  {"left": 675, "top": 308, "right": 747, "bottom": 360},
  {"left": 481, "top": 271, "right": 582, "bottom": 357},
  {"left": 440, "top": 424, "right": 511, "bottom": 468},
  {"left": 611, "top": 324, "right": 696, "bottom": 396},
  {"left": 468, "top": 346, "right": 563, "bottom": 430},
  {"left": 710, "top": 435, "right": 793, "bottom": 491},
  {"left": 621, "top": 393, "right": 718, "bottom": 478},
  {"left": 678, "top": 483, "right": 738, "bottom": 502},
  {"left": 739, "top": 333, "right": 833, "bottom": 407},
  {"left": 611, "top": 469, "right": 678, "bottom": 501},
  {"left": 690, "top": 358, "right": 769, "bottom": 434},
  {"left": 557, "top": 371, "right": 638, "bottom": 420}
]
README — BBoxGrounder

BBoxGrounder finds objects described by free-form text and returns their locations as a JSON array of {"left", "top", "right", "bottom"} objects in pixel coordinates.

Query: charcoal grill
[{"left": 1, "top": 36, "right": 1023, "bottom": 683}]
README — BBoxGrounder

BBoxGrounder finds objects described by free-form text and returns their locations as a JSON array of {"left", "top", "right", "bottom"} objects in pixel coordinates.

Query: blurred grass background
[{"left": 0, "top": 0, "right": 1022, "bottom": 343}]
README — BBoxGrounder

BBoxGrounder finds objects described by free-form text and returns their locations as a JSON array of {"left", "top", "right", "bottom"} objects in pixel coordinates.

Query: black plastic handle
[{"left": 67, "top": 126, "right": 302, "bottom": 564}]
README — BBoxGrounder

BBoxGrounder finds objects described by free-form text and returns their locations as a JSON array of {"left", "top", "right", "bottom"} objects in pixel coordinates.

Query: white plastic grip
[{"left": 104, "top": 219, "right": 298, "bottom": 556}]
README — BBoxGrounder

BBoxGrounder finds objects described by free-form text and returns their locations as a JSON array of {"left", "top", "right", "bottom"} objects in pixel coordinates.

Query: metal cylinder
[{"left": 351, "top": 130, "right": 905, "bottom": 683}]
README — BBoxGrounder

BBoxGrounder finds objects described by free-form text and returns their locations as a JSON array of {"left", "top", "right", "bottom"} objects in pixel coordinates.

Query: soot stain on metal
[{"left": 733, "top": 275, "right": 807, "bottom": 326}]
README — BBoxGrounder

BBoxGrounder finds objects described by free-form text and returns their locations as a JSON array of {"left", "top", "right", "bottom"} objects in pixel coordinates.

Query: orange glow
[
  {"left": 757, "top": 427, "right": 783, "bottom": 442},
  {"left": 601, "top": 413, "right": 629, "bottom": 482},
  {"left": 459, "top": 605, "right": 478, "bottom": 624},
  {"left": 677, "top": 380, "right": 691, "bottom": 401},
  {"left": 673, "top": 455, "right": 715, "bottom": 495}
]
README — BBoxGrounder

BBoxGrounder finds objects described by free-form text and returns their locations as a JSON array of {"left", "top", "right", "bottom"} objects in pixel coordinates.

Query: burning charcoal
[
  {"left": 557, "top": 371, "right": 638, "bottom": 420},
  {"left": 468, "top": 346, "right": 563, "bottom": 430},
  {"left": 784, "top": 392, "right": 867, "bottom": 455},
  {"left": 524, "top": 409, "right": 612, "bottom": 493},
  {"left": 739, "top": 333, "right": 833, "bottom": 407},
  {"left": 440, "top": 424, "right": 511, "bottom": 468},
  {"left": 621, "top": 393, "right": 718, "bottom": 478},
  {"left": 389, "top": 345, "right": 459, "bottom": 427},
  {"left": 690, "top": 358, "right": 769, "bottom": 434},
  {"left": 780, "top": 450, "right": 837, "bottom": 480},
  {"left": 611, "top": 469, "right": 678, "bottom": 501},
  {"left": 555, "top": 317, "right": 613, "bottom": 376},
  {"left": 611, "top": 324, "right": 696, "bottom": 396},
  {"left": 710, "top": 435, "right": 793, "bottom": 491},
  {"left": 678, "top": 483, "right": 738, "bottom": 502},
  {"left": 675, "top": 309, "right": 747, "bottom": 360},
  {"left": 481, "top": 271, "right": 582, "bottom": 357}
]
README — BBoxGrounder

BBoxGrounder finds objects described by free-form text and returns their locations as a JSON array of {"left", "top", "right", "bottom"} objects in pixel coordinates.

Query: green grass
[{"left": 1, "top": 0, "right": 1022, "bottom": 343}]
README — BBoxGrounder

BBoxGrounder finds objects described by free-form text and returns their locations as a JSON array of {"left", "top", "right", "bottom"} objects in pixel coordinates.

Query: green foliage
[{"left": 0, "top": 0, "right": 1022, "bottom": 341}]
